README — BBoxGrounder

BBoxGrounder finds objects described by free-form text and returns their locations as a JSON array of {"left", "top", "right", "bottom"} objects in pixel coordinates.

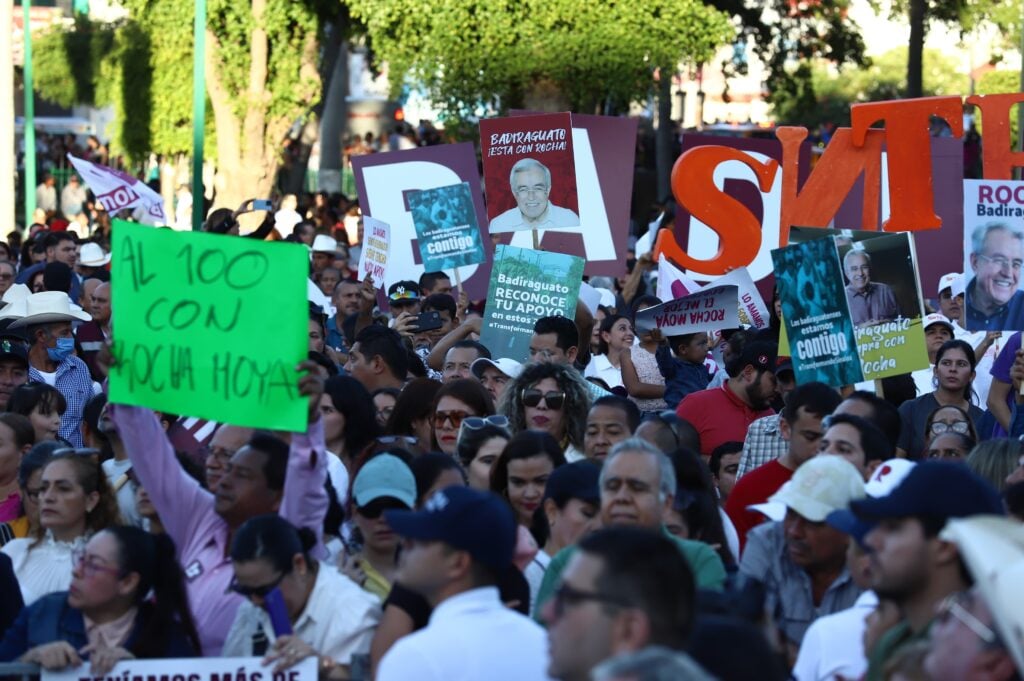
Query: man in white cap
[
  {"left": 939, "top": 272, "right": 1001, "bottom": 409},
  {"left": 792, "top": 459, "right": 916, "bottom": 681},
  {"left": 472, "top": 357, "right": 522, "bottom": 403},
  {"left": 9, "top": 291, "right": 94, "bottom": 446},
  {"left": 311, "top": 234, "right": 338, "bottom": 276},
  {"left": 739, "top": 455, "right": 866, "bottom": 661},
  {"left": 924, "top": 515, "right": 1024, "bottom": 681},
  {"left": 906, "top": 313, "right": 955, "bottom": 397},
  {"left": 76, "top": 242, "right": 111, "bottom": 280}
]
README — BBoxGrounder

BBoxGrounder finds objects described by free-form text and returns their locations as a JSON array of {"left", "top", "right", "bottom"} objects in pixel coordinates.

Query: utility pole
[
  {"left": 0, "top": 1, "right": 14, "bottom": 233},
  {"left": 191, "top": 0, "right": 206, "bottom": 230},
  {"left": 23, "top": 0, "right": 36, "bottom": 224}
]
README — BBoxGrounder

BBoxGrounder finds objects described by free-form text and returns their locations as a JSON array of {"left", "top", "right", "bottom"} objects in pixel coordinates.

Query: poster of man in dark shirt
[{"left": 843, "top": 249, "right": 901, "bottom": 326}]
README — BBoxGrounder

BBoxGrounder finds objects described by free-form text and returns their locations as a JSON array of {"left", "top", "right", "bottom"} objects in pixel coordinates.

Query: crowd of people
[{"left": 0, "top": 194, "right": 1020, "bottom": 681}]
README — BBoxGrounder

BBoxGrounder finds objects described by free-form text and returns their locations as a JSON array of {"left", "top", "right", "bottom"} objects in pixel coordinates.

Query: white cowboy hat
[
  {"left": 941, "top": 516, "right": 1024, "bottom": 675},
  {"left": 311, "top": 234, "right": 338, "bottom": 253},
  {"left": 1, "top": 284, "right": 31, "bottom": 305},
  {"left": 79, "top": 242, "right": 111, "bottom": 267},
  {"left": 7, "top": 291, "right": 93, "bottom": 328}
]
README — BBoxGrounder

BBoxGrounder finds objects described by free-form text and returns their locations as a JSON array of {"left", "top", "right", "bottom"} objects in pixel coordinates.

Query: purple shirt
[
  {"left": 990, "top": 331, "right": 1022, "bottom": 437},
  {"left": 110, "top": 404, "right": 328, "bottom": 657}
]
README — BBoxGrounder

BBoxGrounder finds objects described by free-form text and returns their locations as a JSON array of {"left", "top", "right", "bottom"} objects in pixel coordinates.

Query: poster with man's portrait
[
  {"left": 480, "top": 112, "right": 580, "bottom": 233},
  {"left": 963, "top": 179, "right": 1024, "bottom": 331},
  {"left": 787, "top": 227, "right": 928, "bottom": 381}
]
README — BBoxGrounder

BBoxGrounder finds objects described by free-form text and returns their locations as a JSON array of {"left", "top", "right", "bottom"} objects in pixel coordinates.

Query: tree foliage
[
  {"left": 348, "top": 0, "right": 734, "bottom": 119},
  {"left": 31, "top": 0, "right": 343, "bottom": 206},
  {"left": 771, "top": 48, "right": 965, "bottom": 128},
  {"left": 977, "top": 69, "right": 1021, "bottom": 148},
  {"left": 711, "top": 0, "right": 869, "bottom": 115}
]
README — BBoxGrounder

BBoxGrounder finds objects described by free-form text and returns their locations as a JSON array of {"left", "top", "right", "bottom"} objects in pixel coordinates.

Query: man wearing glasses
[
  {"left": 489, "top": 158, "right": 580, "bottom": 233},
  {"left": 965, "top": 222, "right": 1024, "bottom": 331},
  {"left": 542, "top": 526, "right": 704, "bottom": 681},
  {"left": 923, "top": 516, "right": 1024, "bottom": 681}
]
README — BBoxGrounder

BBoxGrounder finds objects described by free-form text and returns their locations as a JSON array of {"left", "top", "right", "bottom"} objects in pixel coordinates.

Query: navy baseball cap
[
  {"left": 543, "top": 460, "right": 600, "bottom": 506},
  {"left": 850, "top": 461, "right": 1004, "bottom": 522},
  {"left": 385, "top": 486, "right": 516, "bottom": 570},
  {"left": 738, "top": 341, "right": 778, "bottom": 374}
]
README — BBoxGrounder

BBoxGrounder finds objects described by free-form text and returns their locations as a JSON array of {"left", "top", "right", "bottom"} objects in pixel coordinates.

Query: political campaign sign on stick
[
  {"left": 351, "top": 143, "right": 490, "bottom": 297},
  {"left": 790, "top": 227, "right": 928, "bottom": 380},
  {"left": 962, "top": 179, "right": 1024, "bottom": 331},
  {"left": 67, "top": 153, "right": 166, "bottom": 225},
  {"left": 479, "top": 245, "right": 585, "bottom": 363},
  {"left": 505, "top": 111, "right": 637, "bottom": 276},
  {"left": 357, "top": 216, "right": 390, "bottom": 287},
  {"left": 772, "top": 237, "right": 863, "bottom": 386},
  {"left": 480, "top": 112, "right": 579, "bottom": 234},
  {"left": 408, "top": 182, "right": 486, "bottom": 272},
  {"left": 42, "top": 657, "right": 316, "bottom": 681},
  {"left": 634, "top": 286, "right": 739, "bottom": 335},
  {"left": 108, "top": 220, "right": 309, "bottom": 431}
]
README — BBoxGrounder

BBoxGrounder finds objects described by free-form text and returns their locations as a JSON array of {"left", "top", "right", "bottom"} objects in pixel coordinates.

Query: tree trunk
[
  {"left": 906, "top": 0, "right": 926, "bottom": 98},
  {"left": 655, "top": 70, "right": 674, "bottom": 202},
  {"left": 202, "top": 1, "right": 319, "bottom": 210},
  {"left": 318, "top": 35, "right": 349, "bottom": 194}
]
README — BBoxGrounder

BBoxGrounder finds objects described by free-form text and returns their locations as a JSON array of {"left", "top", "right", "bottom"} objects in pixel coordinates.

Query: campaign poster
[
  {"left": 503, "top": 111, "right": 637, "bottom": 276},
  {"left": 962, "top": 179, "right": 1024, "bottom": 331},
  {"left": 356, "top": 216, "right": 390, "bottom": 287},
  {"left": 480, "top": 112, "right": 579, "bottom": 234},
  {"left": 634, "top": 285, "right": 739, "bottom": 334},
  {"left": 108, "top": 220, "right": 308, "bottom": 431},
  {"left": 351, "top": 143, "right": 490, "bottom": 298},
  {"left": 790, "top": 227, "right": 928, "bottom": 380},
  {"left": 479, "top": 245, "right": 585, "bottom": 363},
  {"left": 772, "top": 237, "right": 863, "bottom": 386},
  {"left": 408, "top": 182, "right": 486, "bottom": 272}
]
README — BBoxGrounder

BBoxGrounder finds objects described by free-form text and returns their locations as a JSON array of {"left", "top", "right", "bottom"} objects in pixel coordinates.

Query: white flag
[{"left": 66, "top": 154, "right": 166, "bottom": 225}]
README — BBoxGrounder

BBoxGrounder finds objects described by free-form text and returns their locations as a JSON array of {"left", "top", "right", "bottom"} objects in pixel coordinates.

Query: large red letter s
[{"left": 666, "top": 146, "right": 779, "bottom": 276}]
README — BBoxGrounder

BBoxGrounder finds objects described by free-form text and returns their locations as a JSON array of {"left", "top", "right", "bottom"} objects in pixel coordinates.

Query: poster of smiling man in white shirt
[
  {"left": 481, "top": 112, "right": 581, "bottom": 233},
  {"left": 489, "top": 158, "right": 580, "bottom": 232}
]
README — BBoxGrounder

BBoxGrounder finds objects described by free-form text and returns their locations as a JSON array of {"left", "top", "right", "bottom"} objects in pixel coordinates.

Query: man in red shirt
[
  {"left": 676, "top": 341, "right": 780, "bottom": 458},
  {"left": 725, "top": 381, "right": 841, "bottom": 552}
]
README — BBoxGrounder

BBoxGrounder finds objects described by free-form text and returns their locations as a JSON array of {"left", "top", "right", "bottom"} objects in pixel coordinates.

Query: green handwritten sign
[{"left": 108, "top": 220, "right": 309, "bottom": 431}]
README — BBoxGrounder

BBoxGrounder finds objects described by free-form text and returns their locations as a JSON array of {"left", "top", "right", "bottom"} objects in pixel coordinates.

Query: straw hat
[{"left": 6, "top": 291, "right": 93, "bottom": 328}]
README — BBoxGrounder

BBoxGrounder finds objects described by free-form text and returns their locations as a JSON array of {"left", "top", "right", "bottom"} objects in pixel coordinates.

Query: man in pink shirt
[
  {"left": 107, "top": 360, "right": 329, "bottom": 656},
  {"left": 676, "top": 341, "right": 780, "bottom": 458}
]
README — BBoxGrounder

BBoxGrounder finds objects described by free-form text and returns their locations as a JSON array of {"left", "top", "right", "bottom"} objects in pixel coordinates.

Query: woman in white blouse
[
  {"left": 584, "top": 314, "right": 635, "bottom": 390},
  {"left": 2, "top": 452, "right": 120, "bottom": 604},
  {"left": 223, "top": 514, "right": 380, "bottom": 679}
]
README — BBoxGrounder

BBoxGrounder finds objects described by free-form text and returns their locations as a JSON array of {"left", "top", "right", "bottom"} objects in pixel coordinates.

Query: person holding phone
[{"left": 223, "top": 515, "right": 380, "bottom": 678}]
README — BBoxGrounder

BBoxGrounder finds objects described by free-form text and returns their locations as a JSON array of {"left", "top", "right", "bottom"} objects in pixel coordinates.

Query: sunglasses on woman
[
  {"left": 521, "top": 388, "right": 566, "bottom": 410},
  {"left": 434, "top": 410, "right": 470, "bottom": 429},
  {"left": 228, "top": 571, "right": 286, "bottom": 598},
  {"left": 356, "top": 498, "right": 409, "bottom": 519},
  {"left": 461, "top": 415, "right": 510, "bottom": 430}
]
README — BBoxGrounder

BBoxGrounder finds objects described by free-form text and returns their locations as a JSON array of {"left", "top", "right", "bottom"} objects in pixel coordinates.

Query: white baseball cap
[
  {"left": 471, "top": 357, "right": 523, "bottom": 381},
  {"left": 951, "top": 274, "right": 966, "bottom": 299},
  {"left": 765, "top": 455, "right": 866, "bottom": 522},
  {"left": 924, "top": 312, "right": 954, "bottom": 334},
  {"left": 937, "top": 272, "right": 960, "bottom": 297}
]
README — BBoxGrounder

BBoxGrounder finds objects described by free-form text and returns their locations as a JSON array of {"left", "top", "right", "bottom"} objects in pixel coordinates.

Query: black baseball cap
[
  {"left": 385, "top": 486, "right": 516, "bottom": 570},
  {"left": 388, "top": 281, "right": 421, "bottom": 303},
  {"left": 738, "top": 340, "right": 778, "bottom": 374},
  {"left": 850, "top": 461, "right": 1003, "bottom": 522},
  {"left": 543, "top": 460, "right": 600, "bottom": 506}
]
